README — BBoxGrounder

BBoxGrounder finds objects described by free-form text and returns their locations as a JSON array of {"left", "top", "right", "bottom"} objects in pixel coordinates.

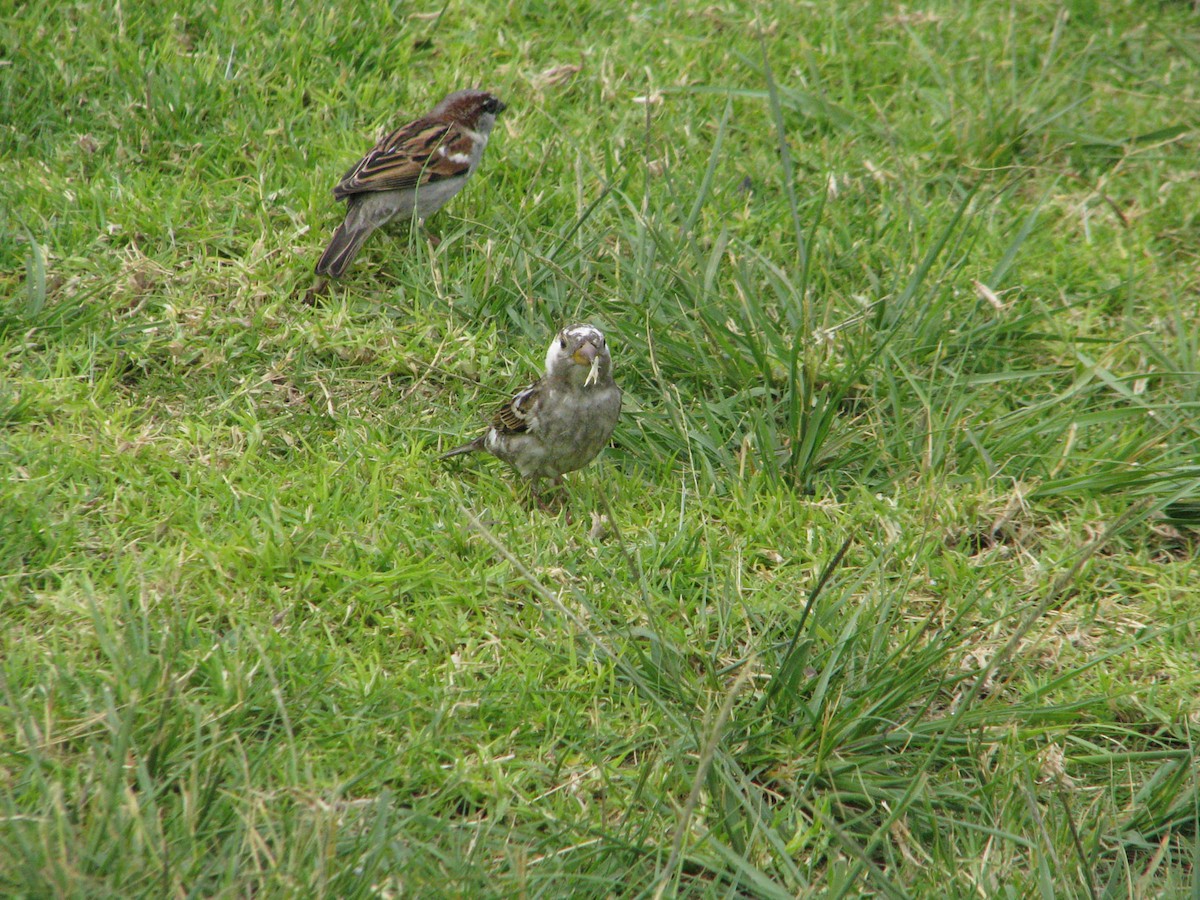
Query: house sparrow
[
  {"left": 315, "top": 89, "right": 506, "bottom": 278},
  {"left": 440, "top": 324, "right": 622, "bottom": 502}
]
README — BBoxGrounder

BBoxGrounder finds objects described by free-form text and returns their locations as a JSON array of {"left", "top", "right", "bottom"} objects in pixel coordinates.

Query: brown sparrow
[
  {"left": 315, "top": 89, "right": 506, "bottom": 277},
  {"left": 441, "top": 325, "right": 622, "bottom": 501}
]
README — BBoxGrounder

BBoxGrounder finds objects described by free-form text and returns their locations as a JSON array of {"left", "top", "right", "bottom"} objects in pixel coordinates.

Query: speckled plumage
[
  {"left": 315, "top": 89, "right": 506, "bottom": 277},
  {"left": 441, "top": 325, "right": 622, "bottom": 496}
]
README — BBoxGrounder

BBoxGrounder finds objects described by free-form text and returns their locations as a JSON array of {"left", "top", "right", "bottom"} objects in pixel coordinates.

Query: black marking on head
[{"left": 560, "top": 324, "right": 605, "bottom": 346}]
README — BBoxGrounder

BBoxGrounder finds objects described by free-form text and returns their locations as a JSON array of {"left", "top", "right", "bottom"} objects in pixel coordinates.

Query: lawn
[{"left": 3, "top": 1, "right": 1199, "bottom": 896}]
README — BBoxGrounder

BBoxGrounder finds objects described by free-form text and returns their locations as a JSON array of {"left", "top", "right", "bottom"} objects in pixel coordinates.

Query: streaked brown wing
[
  {"left": 333, "top": 119, "right": 474, "bottom": 199},
  {"left": 491, "top": 383, "right": 541, "bottom": 434}
]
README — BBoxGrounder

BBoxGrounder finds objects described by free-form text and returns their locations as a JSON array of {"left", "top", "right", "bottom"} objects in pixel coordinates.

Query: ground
[{"left": 2, "top": 1, "right": 1198, "bottom": 896}]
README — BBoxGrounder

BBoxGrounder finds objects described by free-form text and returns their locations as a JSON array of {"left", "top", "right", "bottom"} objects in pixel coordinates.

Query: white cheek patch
[{"left": 436, "top": 146, "right": 472, "bottom": 164}]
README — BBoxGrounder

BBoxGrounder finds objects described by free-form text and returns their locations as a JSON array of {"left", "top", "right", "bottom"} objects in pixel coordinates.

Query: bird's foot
[
  {"left": 530, "top": 480, "right": 571, "bottom": 522},
  {"left": 303, "top": 276, "right": 332, "bottom": 304}
]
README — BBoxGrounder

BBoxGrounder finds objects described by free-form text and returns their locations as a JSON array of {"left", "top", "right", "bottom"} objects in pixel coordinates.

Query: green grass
[{"left": 3, "top": 0, "right": 1200, "bottom": 896}]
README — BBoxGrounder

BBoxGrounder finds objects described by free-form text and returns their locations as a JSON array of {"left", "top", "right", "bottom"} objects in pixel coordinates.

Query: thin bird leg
[
  {"left": 544, "top": 477, "right": 573, "bottom": 522},
  {"left": 529, "top": 479, "right": 553, "bottom": 512},
  {"left": 527, "top": 478, "right": 570, "bottom": 520}
]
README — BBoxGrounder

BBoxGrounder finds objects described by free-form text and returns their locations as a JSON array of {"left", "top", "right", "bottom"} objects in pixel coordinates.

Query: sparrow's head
[
  {"left": 546, "top": 324, "right": 612, "bottom": 388},
  {"left": 433, "top": 89, "right": 507, "bottom": 132}
]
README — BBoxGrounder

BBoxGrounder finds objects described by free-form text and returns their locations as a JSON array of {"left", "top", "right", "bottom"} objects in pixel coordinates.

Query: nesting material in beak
[{"left": 572, "top": 340, "right": 601, "bottom": 386}]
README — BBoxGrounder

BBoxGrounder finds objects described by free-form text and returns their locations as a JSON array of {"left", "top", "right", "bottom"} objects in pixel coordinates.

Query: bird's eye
[{"left": 559, "top": 337, "right": 567, "bottom": 349}]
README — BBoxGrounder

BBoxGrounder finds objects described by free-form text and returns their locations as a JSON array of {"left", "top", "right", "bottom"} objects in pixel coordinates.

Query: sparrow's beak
[
  {"left": 572, "top": 341, "right": 601, "bottom": 386},
  {"left": 495, "top": 99, "right": 508, "bottom": 113}
]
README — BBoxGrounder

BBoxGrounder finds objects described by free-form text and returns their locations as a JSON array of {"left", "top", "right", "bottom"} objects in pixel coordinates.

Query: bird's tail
[
  {"left": 439, "top": 436, "right": 485, "bottom": 460},
  {"left": 315, "top": 222, "right": 374, "bottom": 278}
]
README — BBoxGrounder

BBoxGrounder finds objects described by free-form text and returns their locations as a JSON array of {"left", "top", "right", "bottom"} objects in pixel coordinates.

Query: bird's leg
[
  {"left": 303, "top": 276, "right": 332, "bottom": 305},
  {"left": 529, "top": 479, "right": 553, "bottom": 512},
  {"left": 418, "top": 218, "right": 442, "bottom": 248},
  {"left": 549, "top": 477, "right": 573, "bottom": 524},
  {"left": 559, "top": 499, "right": 572, "bottom": 525},
  {"left": 528, "top": 478, "right": 571, "bottom": 521}
]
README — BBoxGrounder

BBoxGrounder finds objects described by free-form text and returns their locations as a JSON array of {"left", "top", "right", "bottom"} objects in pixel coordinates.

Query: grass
[{"left": 3, "top": 0, "right": 1200, "bottom": 896}]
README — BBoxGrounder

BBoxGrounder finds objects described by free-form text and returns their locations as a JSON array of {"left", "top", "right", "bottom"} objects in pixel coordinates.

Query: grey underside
[
  {"left": 343, "top": 175, "right": 469, "bottom": 232},
  {"left": 316, "top": 176, "right": 470, "bottom": 275}
]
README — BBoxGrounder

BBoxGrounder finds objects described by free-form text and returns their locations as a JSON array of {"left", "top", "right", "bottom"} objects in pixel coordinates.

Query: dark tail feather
[
  {"left": 439, "top": 436, "right": 485, "bottom": 461},
  {"left": 315, "top": 222, "right": 374, "bottom": 277}
]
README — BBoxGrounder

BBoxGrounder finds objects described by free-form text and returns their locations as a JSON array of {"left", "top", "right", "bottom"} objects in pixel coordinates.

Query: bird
[
  {"left": 440, "top": 324, "right": 622, "bottom": 504},
  {"left": 314, "top": 89, "right": 506, "bottom": 278}
]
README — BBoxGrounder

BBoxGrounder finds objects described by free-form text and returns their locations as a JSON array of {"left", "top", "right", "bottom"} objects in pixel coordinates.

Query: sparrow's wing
[
  {"left": 491, "top": 381, "right": 543, "bottom": 434},
  {"left": 333, "top": 118, "right": 475, "bottom": 199}
]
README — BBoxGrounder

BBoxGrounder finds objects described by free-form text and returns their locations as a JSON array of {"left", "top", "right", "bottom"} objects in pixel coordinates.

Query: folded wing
[
  {"left": 333, "top": 120, "right": 476, "bottom": 199},
  {"left": 492, "top": 383, "right": 542, "bottom": 434}
]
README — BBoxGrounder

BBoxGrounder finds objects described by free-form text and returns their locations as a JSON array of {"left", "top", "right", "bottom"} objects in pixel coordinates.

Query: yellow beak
[{"left": 572, "top": 342, "right": 601, "bottom": 386}]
